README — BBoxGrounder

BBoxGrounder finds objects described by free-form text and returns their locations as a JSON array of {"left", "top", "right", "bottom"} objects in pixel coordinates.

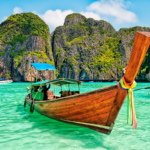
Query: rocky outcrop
[
  {"left": 0, "top": 13, "right": 54, "bottom": 81},
  {"left": 1, "top": 12, "right": 150, "bottom": 82},
  {"left": 52, "top": 13, "right": 150, "bottom": 81},
  {"left": 52, "top": 13, "right": 118, "bottom": 81},
  {"left": 117, "top": 27, "right": 150, "bottom": 81}
]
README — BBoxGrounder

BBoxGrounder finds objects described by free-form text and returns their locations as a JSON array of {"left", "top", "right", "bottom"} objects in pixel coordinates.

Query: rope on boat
[
  {"left": 133, "top": 86, "right": 150, "bottom": 91},
  {"left": 32, "top": 85, "right": 42, "bottom": 101},
  {"left": 30, "top": 85, "right": 42, "bottom": 113},
  {"left": 118, "top": 77, "right": 137, "bottom": 129},
  {"left": 133, "top": 86, "right": 150, "bottom": 95}
]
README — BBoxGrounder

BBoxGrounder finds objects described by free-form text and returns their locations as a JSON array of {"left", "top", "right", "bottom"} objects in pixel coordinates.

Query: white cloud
[
  {"left": 38, "top": 9, "right": 101, "bottom": 32},
  {"left": 13, "top": 7, "right": 23, "bottom": 14},
  {"left": 80, "top": 11, "right": 101, "bottom": 20},
  {"left": 39, "top": 9, "right": 73, "bottom": 29},
  {"left": 2, "top": 1, "right": 136, "bottom": 32},
  {"left": 87, "top": 0, "right": 137, "bottom": 23},
  {"left": 37, "top": 0, "right": 137, "bottom": 32}
]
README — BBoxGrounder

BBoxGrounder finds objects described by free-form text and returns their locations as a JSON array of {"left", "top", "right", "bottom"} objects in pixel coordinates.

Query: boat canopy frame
[
  {"left": 31, "top": 78, "right": 81, "bottom": 86},
  {"left": 50, "top": 78, "right": 82, "bottom": 86},
  {"left": 30, "top": 63, "right": 81, "bottom": 98},
  {"left": 31, "top": 78, "right": 82, "bottom": 98},
  {"left": 49, "top": 78, "right": 82, "bottom": 95},
  {"left": 31, "top": 80, "right": 50, "bottom": 86}
]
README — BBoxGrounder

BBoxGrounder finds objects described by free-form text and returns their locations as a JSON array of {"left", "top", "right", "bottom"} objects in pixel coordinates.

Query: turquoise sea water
[{"left": 0, "top": 82, "right": 150, "bottom": 150}]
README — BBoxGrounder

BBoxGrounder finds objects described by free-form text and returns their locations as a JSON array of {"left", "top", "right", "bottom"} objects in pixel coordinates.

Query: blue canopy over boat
[{"left": 31, "top": 63, "right": 56, "bottom": 70}]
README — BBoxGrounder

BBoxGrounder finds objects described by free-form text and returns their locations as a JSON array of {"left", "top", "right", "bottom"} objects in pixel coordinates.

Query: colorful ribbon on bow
[{"left": 118, "top": 77, "right": 137, "bottom": 129}]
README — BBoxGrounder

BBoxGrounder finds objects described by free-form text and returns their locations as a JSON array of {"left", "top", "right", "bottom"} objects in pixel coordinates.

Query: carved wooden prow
[
  {"left": 124, "top": 32, "right": 150, "bottom": 84},
  {"left": 106, "top": 32, "right": 150, "bottom": 126}
]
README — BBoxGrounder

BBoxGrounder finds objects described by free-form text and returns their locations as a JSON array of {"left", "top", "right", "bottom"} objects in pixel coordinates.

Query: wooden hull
[
  {"left": 25, "top": 32, "right": 150, "bottom": 134},
  {"left": 26, "top": 85, "right": 123, "bottom": 134}
]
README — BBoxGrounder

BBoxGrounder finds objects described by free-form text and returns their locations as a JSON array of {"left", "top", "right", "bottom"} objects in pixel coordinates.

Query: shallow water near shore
[{"left": 0, "top": 82, "right": 150, "bottom": 150}]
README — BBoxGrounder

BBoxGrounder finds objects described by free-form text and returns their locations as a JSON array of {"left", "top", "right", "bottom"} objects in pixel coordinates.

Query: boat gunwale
[{"left": 26, "top": 84, "right": 118, "bottom": 103}]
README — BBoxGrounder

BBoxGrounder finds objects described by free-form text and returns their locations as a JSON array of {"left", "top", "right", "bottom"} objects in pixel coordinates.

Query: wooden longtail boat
[{"left": 25, "top": 32, "right": 150, "bottom": 134}]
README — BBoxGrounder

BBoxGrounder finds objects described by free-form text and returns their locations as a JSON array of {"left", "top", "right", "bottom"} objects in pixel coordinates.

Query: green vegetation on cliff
[
  {"left": 29, "top": 51, "right": 54, "bottom": 65},
  {"left": 0, "top": 12, "right": 49, "bottom": 46},
  {"left": 53, "top": 13, "right": 123, "bottom": 80},
  {"left": 0, "top": 12, "right": 54, "bottom": 81},
  {"left": 93, "top": 36, "right": 123, "bottom": 73},
  {"left": 5, "top": 72, "right": 11, "bottom": 78},
  {"left": 11, "top": 48, "right": 26, "bottom": 67},
  {"left": 1, "top": 12, "right": 149, "bottom": 81},
  {"left": 118, "top": 26, "right": 150, "bottom": 37},
  {"left": 66, "top": 13, "right": 86, "bottom": 22},
  {"left": 0, "top": 52, "right": 5, "bottom": 56},
  {"left": 138, "top": 48, "right": 150, "bottom": 77}
]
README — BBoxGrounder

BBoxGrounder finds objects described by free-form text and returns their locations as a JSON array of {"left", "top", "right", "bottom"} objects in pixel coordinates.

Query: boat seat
[
  {"left": 60, "top": 91, "right": 79, "bottom": 97},
  {"left": 47, "top": 91, "right": 54, "bottom": 100},
  {"left": 60, "top": 91, "right": 72, "bottom": 97},
  {"left": 72, "top": 91, "right": 80, "bottom": 95}
]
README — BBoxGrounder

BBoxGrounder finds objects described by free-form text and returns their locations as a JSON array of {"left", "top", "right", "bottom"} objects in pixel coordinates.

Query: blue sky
[{"left": 0, "top": 0, "right": 150, "bottom": 33}]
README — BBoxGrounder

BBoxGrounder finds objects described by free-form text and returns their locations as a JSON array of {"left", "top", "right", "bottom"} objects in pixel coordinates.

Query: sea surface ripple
[{"left": 0, "top": 82, "right": 150, "bottom": 150}]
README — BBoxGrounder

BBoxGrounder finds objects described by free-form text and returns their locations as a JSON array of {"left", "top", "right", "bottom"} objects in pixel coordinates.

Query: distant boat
[
  {"left": 0, "top": 78, "right": 13, "bottom": 84},
  {"left": 24, "top": 32, "right": 150, "bottom": 134}
]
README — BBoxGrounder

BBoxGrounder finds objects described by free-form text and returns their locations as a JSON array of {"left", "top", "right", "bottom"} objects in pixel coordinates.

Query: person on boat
[{"left": 42, "top": 84, "right": 50, "bottom": 100}]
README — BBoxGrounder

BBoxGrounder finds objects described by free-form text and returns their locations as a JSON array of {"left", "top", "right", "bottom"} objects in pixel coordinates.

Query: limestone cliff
[
  {"left": 118, "top": 27, "right": 150, "bottom": 81},
  {"left": 1, "top": 12, "right": 150, "bottom": 82},
  {"left": 52, "top": 13, "right": 150, "bottom": 81},
  {"left": 0, "top": 13, "right": 54, "bottom": 81},
  {"left": 52, "top": 13, "right": 121, "bottom": 81}
]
